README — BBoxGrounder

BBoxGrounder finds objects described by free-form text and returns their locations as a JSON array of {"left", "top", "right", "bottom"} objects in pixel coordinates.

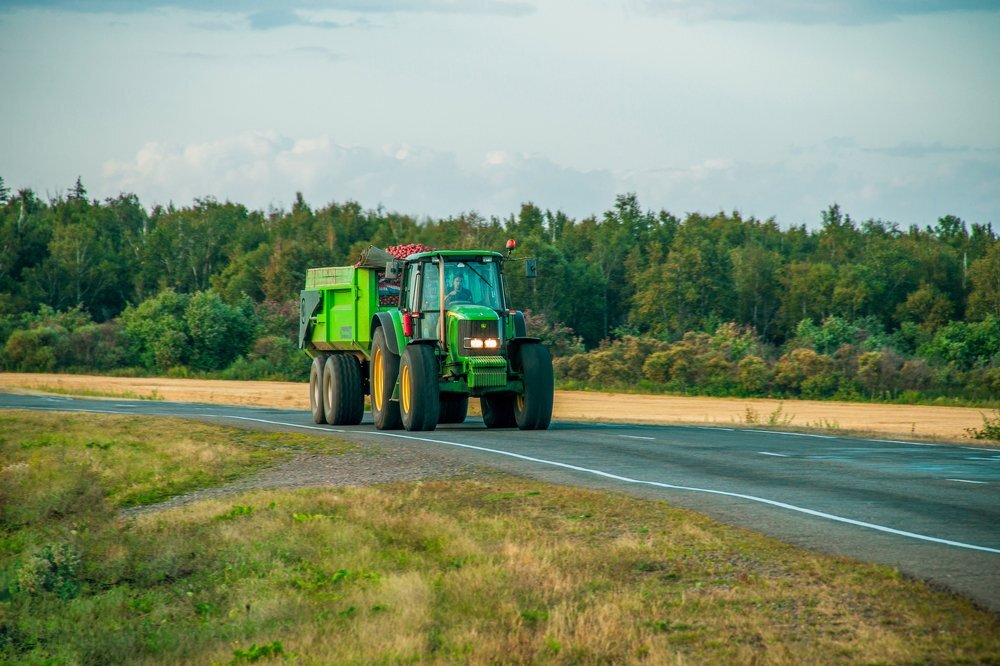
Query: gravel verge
[{"left": 123, "top": 443, "right": 491, "bottom": 517}]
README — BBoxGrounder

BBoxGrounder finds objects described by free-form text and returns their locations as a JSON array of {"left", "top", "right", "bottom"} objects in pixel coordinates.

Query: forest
[{"left": 0, "top": 176, "right": 998, "bottom": 405}]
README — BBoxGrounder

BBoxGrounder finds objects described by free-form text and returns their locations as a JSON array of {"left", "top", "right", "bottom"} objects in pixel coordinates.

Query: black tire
[
  {"left": 439, "top": 394, "right": 469, "bottom": 424},
  {"left": 309, "top": 353, "right": 329, "bottom": 424},
  {"left": 513, "top": 343, "right": 553, "bottom": 430},
  {"left": 481, "top": 393, "right": 516, "bottom": 428},
  {"left": 370, "top": 328, "right": 402, "bottom": 430},
  {"left": 324, "top": 354, "right": 364, "bottom": 426},
  {"left": 399, "top": 344, "right": 440, "bottom": 432}
]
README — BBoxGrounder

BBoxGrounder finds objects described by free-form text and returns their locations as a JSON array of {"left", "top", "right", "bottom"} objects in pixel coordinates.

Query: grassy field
[{"left": 1, "top": 410, "right": 998, "bottom": 664}]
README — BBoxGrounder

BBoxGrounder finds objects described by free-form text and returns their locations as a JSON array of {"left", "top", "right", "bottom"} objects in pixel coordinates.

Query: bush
[
  {"left": 775, "top": 348, "right": 836, "bottom": 396},
  {"left": 66, "top": 321, "right": 133, "bottom": 371},
  {"left": 736, "top": 355, "right": 771, "bottom": 395},
  {"left": 222, "top": 335, "right": 308, "bottom": 382},
  {"left": 16, "top": 543, "right": 81, "bottom": 600},
  {"left": 185, "top": 292, "right": 258, "bottom": 371},
  {"left": 121, "top": 290, "right": 190, "bottom": 370},
  {"left": 523, "top": 310, "right": 585, "bottom": 358}
]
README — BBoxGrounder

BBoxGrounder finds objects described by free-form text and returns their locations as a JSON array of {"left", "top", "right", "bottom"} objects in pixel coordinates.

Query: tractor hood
[{"left": 447, "top": 304, "right": 500, "bottom": 321}]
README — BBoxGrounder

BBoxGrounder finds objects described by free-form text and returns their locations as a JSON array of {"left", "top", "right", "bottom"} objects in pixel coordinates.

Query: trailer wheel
[
  {"left": 399, "top": 344, "right": 440, "bottom": 432},
  {"left": 481, "top": 393, "right": 516, "bottom": 428},
  {"left": 371, "top": 328, "right": 402, "bottom": 430},
  {"left": 309, "top": 353, "right": 329, "bottom": 424},
  {"left": 513, "top": 343, "right": 553, "bottom": 431},
  {"left": 439, "top": 394, "right": 469, "bottom": 424},
  {"left": 324, "top": 354, "right": 364, "bottom": 426}
]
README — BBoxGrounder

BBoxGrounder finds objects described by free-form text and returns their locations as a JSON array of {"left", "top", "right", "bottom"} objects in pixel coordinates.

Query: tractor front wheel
[
  {"left": 371, "top": 328, "right": 402, "bottom": 430},
  {"left": 399, "top": 344, "right": 440, "bottom": 432},
  {"left": 513, "top": 343, "right": 553, "bottom": 430}
]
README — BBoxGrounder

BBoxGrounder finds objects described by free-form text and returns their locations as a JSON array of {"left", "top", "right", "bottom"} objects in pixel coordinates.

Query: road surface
[{"left": 3, "top": 392, "right": 999, "bottom": 613}]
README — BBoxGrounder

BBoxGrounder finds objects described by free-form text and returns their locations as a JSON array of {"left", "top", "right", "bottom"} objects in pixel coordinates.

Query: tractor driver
[{"left": 445, "top": 273, "right": 473, "bottom": 305}]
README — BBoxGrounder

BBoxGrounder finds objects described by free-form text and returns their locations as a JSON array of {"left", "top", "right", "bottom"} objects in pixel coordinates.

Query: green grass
[
  {"left": 1, "top": 412, "right": 998, "bottom": 664},
  {"left": 0, "top": 410, "right": 352, "bottom": 509}
]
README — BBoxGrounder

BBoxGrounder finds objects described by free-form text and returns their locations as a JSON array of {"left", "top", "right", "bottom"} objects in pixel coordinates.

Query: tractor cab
[{"left": 398, "top": 252, "right": 506, "bottom": 350}]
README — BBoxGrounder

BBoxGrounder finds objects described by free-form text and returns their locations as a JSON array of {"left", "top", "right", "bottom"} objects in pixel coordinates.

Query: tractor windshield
[{"left": 443, "top": 260, "right": 502, "bottom": 310}]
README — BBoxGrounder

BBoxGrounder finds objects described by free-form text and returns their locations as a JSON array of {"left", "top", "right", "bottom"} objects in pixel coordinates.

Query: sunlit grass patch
[{"left": 0, "top": 409, "right": 352, "bottom": 511}]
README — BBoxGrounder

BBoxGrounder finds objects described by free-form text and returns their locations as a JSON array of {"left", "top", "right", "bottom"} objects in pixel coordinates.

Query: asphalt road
[{"left": 3, "top": 392, "right": 999, "bottom": 613}]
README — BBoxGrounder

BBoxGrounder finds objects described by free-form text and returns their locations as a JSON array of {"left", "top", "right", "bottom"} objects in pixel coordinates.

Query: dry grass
[
  {"left": 88, "top": 481, "right": 997, "bottom": 665},
  {"left": 2, "top": 411, "right": 999, "bottom": 664}
]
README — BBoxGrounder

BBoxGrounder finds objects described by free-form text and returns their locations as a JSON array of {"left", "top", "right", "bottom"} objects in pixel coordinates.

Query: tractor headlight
[
  {"left": 484, "top": 338, "right": 498, "bottom": 349},
  {"left": 469, "top": 338, "right": 484, "bottom": 349}
]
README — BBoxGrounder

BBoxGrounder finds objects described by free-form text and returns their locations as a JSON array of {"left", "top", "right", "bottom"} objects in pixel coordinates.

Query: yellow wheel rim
[
  {"left": 516, "top": 393, "right": 525, "bottom": 412},
  {"left": 372, "top": 347, "right": 383, "bottom": 411},
  {"left": 401, "top": 363, "right": 412, "bottom": 414}
]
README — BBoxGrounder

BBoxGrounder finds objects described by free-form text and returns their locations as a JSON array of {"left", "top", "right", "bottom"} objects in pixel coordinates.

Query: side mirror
[
  {"left": 385, "top": 260, "right": 402, "bottom": 279},
  {"left": 525, "top": 258, "right": 537, "bottom": 278}
]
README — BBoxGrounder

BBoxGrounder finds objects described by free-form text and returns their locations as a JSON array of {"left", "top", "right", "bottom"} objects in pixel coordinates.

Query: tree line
[{"left": 0, "top": 176, "right": 997, "bottom": 403}]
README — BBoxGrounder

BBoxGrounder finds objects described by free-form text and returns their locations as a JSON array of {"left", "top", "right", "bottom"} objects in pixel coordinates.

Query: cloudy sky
[{"left": 1, "top": 1, "right": 998, "bottom": 227}]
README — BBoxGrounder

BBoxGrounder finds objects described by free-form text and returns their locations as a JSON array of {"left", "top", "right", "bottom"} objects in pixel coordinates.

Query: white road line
[
  {"left": 217, "top": 414, "right": 1000, "bottom": 555},
  {"left": 10, "top": 403, "right": 1000, "bottom": 555},
  {"left": 747, "top": 429, "right": 835, "bottom": 440},
  {"left": 758, "top": 451, "right": 788, "bottom": 457},
  {"left": 946, "top": 479, "right": 987, "bottom": 485},
  {"left": 619, "top": 435, "right": 655, "bottom": 441},
  {"left": 693, "top": 426, "right": 735, "bottom": 431}
]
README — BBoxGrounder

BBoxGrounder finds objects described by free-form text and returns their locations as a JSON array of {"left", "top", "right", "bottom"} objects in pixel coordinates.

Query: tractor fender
[
  {"left": 506, "top": 337, "right": 542, "bottom": 355},
  {"left": 511, "top": 310, "right": 527, "bottom": 338},
  {"left": 371, "top": 312, "right": 404, "bottom": 355}
]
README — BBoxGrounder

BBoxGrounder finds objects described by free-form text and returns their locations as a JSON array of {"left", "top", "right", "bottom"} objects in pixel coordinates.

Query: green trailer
[{"left": 299, "top": 243, "right": 553, "bottom": 432}]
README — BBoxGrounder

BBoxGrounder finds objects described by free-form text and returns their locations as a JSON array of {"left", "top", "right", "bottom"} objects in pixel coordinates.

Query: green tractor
[{"left": 299, "top": 242, "right": 553, "bottom": 432}]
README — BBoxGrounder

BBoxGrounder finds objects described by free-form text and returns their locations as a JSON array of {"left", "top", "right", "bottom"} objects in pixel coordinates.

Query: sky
[{"left": 0, "top": 0, "right": 998, "bottom": 228}]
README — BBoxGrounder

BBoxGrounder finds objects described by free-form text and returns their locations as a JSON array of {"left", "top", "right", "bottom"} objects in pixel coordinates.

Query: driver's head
[{"left": 451, "top": 275, "right": 463, "bottom": 289}]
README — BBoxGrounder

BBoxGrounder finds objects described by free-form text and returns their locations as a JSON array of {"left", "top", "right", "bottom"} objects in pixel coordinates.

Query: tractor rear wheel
[
  {"left": 439, "top": 394, "right": 469, "bottom": 424},
  {"left": 309, "top": 353, "right": 329, "bottom": 424},
  {"left": 324, "top": 354, "right": 364, "bottom": 426},
  {"left": 481, "top": 393, "right": 516, "bottom": 428},
  {"left": 513, "top": 343, "right": 553, "bottom": 430},
  {"left": 399, "top": 344, "right": 440, "bottom": 432},
  {"left": 371, "top": 328, "right": 402, "bottom": 430}
]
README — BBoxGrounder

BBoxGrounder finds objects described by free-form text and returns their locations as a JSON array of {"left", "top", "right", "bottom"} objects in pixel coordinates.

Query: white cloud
[
  {"left": 630, "top": 0, "right": 1000, "bottom": 25},
  {"left": 100, "top": 131, "right": 615, "bottom": 218}
]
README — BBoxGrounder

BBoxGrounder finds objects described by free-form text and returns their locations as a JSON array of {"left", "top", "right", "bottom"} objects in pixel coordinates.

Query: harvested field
[{"left": 0, "top": 372, "right": 990, "bottom": 441}]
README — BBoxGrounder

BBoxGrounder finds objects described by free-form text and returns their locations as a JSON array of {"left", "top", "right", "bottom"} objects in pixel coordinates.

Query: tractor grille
[
  {"left": 466, "top": 356, "right": 508, "bottom": 388},
  {"left": 459, "top": 319, "right": 501, "bottom": 357}
]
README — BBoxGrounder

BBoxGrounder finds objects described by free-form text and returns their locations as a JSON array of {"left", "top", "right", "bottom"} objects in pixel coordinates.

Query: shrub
[
  {"left": 222, "top": 335, "right": 308, "bottom": 382},
  {"left": 66, "top": 321, "right": 133, "bottom": 371},
  {"left": 775, "top": 348, "right": 834, "bottom": 396},
  {"left": 736, "top": 355, "right": 771, "bottom": 395},
  {"left": 16, "top": 543, "right": 81, "bottom": 600},
  {"left": 185, "top": 292, "right": 258, "bottom": 372},
  {"left": 523, "top": 310, "right": 585, "bottom": 358},
  {"left": 899, "top": 359, "right": 932, "bottom": 391},
  {"left": 121, "top": 289, "right": 190, "bottom": 370},
  {"left": 554, "top": 354, "right": 591, "bottom": 382},
  {"left": 2, "top": 326, "right": 65, "bottom": 372}
]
